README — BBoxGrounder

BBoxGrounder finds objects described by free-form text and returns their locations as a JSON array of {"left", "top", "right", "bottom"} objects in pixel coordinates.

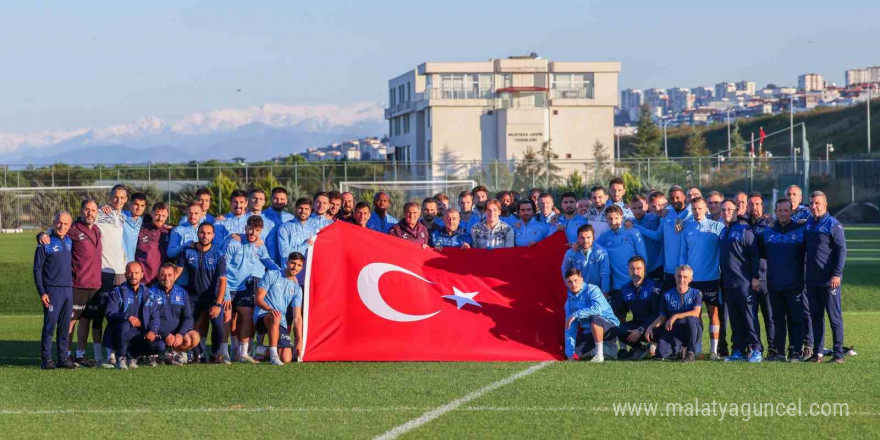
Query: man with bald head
[
  {"left": 34, "top": 211, "right": 78, "bottom": 369},
  {"left": 786, "top": 185, "right": 812, "bottom": 222}
]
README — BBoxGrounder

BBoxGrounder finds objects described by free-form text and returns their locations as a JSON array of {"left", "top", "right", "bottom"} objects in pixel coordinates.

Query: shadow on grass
[{"left": 0, "top": 340, "right": 43, "bottom": 367}]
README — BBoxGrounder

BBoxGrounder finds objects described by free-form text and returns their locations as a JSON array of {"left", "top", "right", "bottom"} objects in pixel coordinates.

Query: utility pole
[
  {"left": 790, "top": 94, "right": 795, "bottom": 168},
  {"left": 868, "top": 86, "right": 872, "bottom": 154}
]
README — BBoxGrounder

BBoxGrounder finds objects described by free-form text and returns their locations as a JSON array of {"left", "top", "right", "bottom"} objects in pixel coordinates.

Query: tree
[
  {"left": 538, "top": 140, "right": 562, "bottom": 188},
  {"left": 559, "top": 170, "right": 586, "bottom": 198},
  {"left": 207, "top": 171, "right": 241, "bottom": 215},
  {"left": 592, "top": 140, "right": 611, "bottom": 182},
  {"left": 631, "top": 105, "right": 663, "bottom": 157},
  {"left": 683, "top": 127, "right": 710, "bottom": 157},
  {"left": 729, "top": 121, "right": 747, "bottom": 157}
]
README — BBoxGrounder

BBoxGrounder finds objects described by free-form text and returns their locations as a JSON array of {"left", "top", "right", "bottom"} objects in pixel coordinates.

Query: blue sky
[{"left": 1, "top": 0, "right": 878, "bottom": 132}]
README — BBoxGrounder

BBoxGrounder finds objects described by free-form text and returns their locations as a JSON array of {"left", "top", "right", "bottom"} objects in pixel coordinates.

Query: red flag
[
  {"left": 301, "top": 221, "right": 569, "bottom": 361},
  {"left": 759, "top": 127, "right": 766, "bottom": 146}
]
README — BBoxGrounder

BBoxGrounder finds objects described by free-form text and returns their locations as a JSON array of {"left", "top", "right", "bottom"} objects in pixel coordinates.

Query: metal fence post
[
  {"left": 196, "top": 163, "right": 199, "bottom": 182},
  {"left": 245, "top": 164, "right": 249, "bottom": 185},
  {"left": 344, "top": 161, "right": 348, "bottom": 182},
  {"left": 148, "top": 163, "right": 151, "bottom": 182},
  {"left": 51, "top": 165, "right": 55, "bottom": 186},
  {"left": 167, "top": 167, "right": 172, "bottom": 205},
  {"left": 294, "top": 162, "right": 298, "bottom": 189},
  {"left": 322, "top": 165, "right": 326, "bottom": 191},
  {"left": 647, "top": 158, "right": 651, "bottom": 183}
]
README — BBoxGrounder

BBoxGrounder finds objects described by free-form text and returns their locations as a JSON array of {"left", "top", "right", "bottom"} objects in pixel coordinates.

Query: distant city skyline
[{"left": 1, "top": 1, "right": 878, "bottom": 133}]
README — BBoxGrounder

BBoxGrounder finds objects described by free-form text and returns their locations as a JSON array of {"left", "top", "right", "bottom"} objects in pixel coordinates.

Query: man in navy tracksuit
[
  {"left": 764, "top": 198, "right": 808, "bottom": 361},
  {"left": 645, "top": 265, "right": 703, "bottom": 362},
  {"left": 747, "top": 192, "right": 775, "bottom": 356},
  {"left": 719, "top": 200, "right": 763, "bottom": 362},
  {"left": 104, "top": 261, "right": 160, "bottom": 369},
  {"left": 616, "top": 256, "right": 662, "bottom": 360},
  {"left": 33, "top": 212, "right": 78, "bottom": 370},
  {"left": 149, "top": 263, "right": 199, "bottom": 365},
  {"left": 174, "top": 222, "right": 228, "bottom": 363},
  {"left": 804, "top": 191, "right": 847, "bottom": 363}
]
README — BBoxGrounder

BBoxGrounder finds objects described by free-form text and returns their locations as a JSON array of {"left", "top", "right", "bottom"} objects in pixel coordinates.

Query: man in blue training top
[
  {"left": 456, "top": 191, "right": 482, "bottom": 235},
  {"left": 804, "top": 191, "right": 847, "bottom": 364},
  {"left": 366, "top": 192, "right": 397, "bottom": 234},
  {"left": 117, "top": 192, "right": 147, "bottom": 264},
  {"left": 632, "top": 185, "right": 692, "bottom": 292},
  {"left": 150, "top": 263, "right": 200, "bottom": 366},
  {"left": 679, "top": 196, "right": 725, "bottom": 360},
  {"left": 607, "top": 177, "right": 635, "bottom": 220},
  {"left": 179, "top": 188, "right": 216, "bottom": 225},
  {"left": 629, "top": 193, "right": 665, "bottom": 283},
  {"left": 430, "top": 209, "right": 472, "bottom": 250},
  {"left": 277, "top": 197, "right": 328, "bottom": 268},
  {"left": 173, "top": 222, "right": 228, "bottom": 364},
  {"left": 617, "top": 256, "right": 662, "bottom": 361},
  {"left": 104, "top": 261, "right": 159, "bottom": 369},
  {"left": 597, "top": 205, "right": 647, "bottom": 322},
  {"left": 34, "top": 211, "right": 78, "bottom": 370},
  {"left": 212, "top": 190, "right": 250, "bottom": 251},
  {"left": 563, "top": 268, "right": 620, "bottom": 362},
  {"left": 585, "top": 186, "right": 611, "bottom": 237},
  {"left": 536, "top": 192, "right": 558, "bottom": 224},
  {"left": 764, "top": 198, "right": 808, "bottom": 361},
  {"left": 786, "top": 185, "right": 813, "bottom": 222},
  {"left": 224, "top": 216, "right": 280, "bottom": 364},
  {"left": 255, "top": 252, "right": 305, "bottom": 365},
  {"left": 718, "top": 199, "right": 763, "bottom": 363},
  {"left": 264, "top": 187, "right": 294, "bottom": 263},
  {"left": 551, "top": 192, "right": 586, "bottom": 244},
  {"left": 747, "top": 192, "right": 775, "bottom": 358},
  {"left": 646, "top": 265, "right": 703, "bottom": 362},
  {"left": 512, "top": 200, "right": 550, "bottom": 247},
  {"left": 561, "top": 224, "right": 611, "bottom": 294},
  {"left": 167, "top": 202, "right": 202, "bottom": 289}
]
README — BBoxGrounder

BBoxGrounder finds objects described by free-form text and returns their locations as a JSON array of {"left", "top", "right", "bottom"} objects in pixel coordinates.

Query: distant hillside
[{"left": 620, "top": 99, "right": 880, "bottom": 159}]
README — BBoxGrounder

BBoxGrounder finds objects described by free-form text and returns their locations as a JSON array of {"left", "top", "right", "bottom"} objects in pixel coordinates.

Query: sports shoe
[
  {"left": 116, "top": 356, "right": 128, "bottom": 370},
  {"left": 58, "top": 358, "right": 79, "bottom": 369},
  {"left": 211, "top": 354, "right": 232, "bottom": 365},
  {"left": 830, "top": 355, "right": 845, "bottom": 364},
  {"left": 682, "top": 351, "right": 696, "bottom": 363},
  {"left": 630, "top": 347, "right": 650, "bottom": 361},
  {"left": 148, "top": 355, "right": 159, "bottom": 367},
  {"left": 239, "top": 354, "right": 260, "bottom": 365},
  {"left": 806, "top": 354, "right": 824, "bottom": 363},
  {"left": 724, "top": 350, "right": 746, "bottom": 362},
  {"left": 802, "top": 346, "right": 813, "bottom": 360},
  {"left": 41, "top": 360, "right": 56, "bottom": 370},
  {"left": 787, "top": 356, "right": 801, "bottom": 363},
  {"left": 270, "top": 357, "right": 284, "bottom": 366},
  {"left": 748, "top": 350, "right": 763, "bottom": 363},
  {"left": 709, "top": 353, "right": 722, "bottom": 361},
  {"left": 844, "top": 346, "right": 857, "bottom": 356},
  {"left": 768, "top": 354, "right": 787, "bottom": 362},
  {"left": 589, "top": 355, "right": 604, "bottom": 363},
  {"left": 128, "top": 357, "right": 139, "bottom": 369},
  {"left": 177, "top": 352, "right": 188, "bottom": 364},
  {"left": 74, "top": 356, "right": 95, "bottom": 368}
]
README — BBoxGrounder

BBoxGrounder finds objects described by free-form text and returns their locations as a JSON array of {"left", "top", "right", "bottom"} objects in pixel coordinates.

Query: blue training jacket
[
  {"left": 597, "top": 227, "right": 647, "bottom": 290},
  {"left": 805, "top": 213, "right": 846, "bottom": 286},
  {"left": 763, "top": 220, "right": 807, "bottom": 291},
  {"left": 719, "top": 220, "right": 760, "bottom": 289},
  {"left": 679, "top": 217, "right": 724, "bottom": 282}
]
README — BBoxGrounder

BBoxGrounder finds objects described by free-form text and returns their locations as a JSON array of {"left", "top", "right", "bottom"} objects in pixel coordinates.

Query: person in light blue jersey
[
  {"left": 679, "top": 196, "right": 725, "bottom": 360},
  {"left": 255, "top": 253, "right": 305, "bottom": 366},
  {"left": 366, "top": 192, "right": 397, "bottom": 233},
  {"left": 276, "top": 197, "right": 329, "bottom": 288},
  {"left": 535, "top": 192, "right": 559, "bottom": 224},
  {"left": 310, "top": 192, "right": 334, "bottom": 224},
  {"left": 629, "top": 193, "right": 665, "bottom": 283},
  {"left": 179, "top": 187, "right": 216, "bottom": 225},
  {"left": 167, "top": 202, "right": 203, "bottom": 288},
  {"left": 706, "top": 191, "right": 725, "bottom": 222},
  {"left": 456, "top": 191, "right": 482, "bottom": 235},
  {"left": 224, "top": 216, "right": 279, "bottom": 364},
  {"left": 646, "top": 264, "right": 703, "bottom": 362},
  {"left": 263, "top": 187, "right": 295, "bottom": 263},
  {"left": 586, "top": 186, "right": 611, "bottom": 237},
  {"left": 245, "top": 188, "right": 276, "bottom": 238},
  {"left": 597, "top": 204, "right": 647, "bottom": 321},
  {"left": 430, "top": 208, "right": 472, "bottom": 250},
  {"left": 563, "top": 268, "right": 620, "bottom": 362},
  {"left": 212, "top": 190, "right": 250, "bottom": 252},
  {"left": 120, "top": 192, "right": 147, "bottom": 263},
  {"left": 550, "top": 192, "right": 586, "bottom": 244},
  {"left": 632, "top": 185, "right": 691, "bottom": 292},
  {"left": 497, "top": 191, "right": 518, "bottom": 226},
  {"left": 561, "top": 224, "right": 611, "bottom": 293},
  {"left": 607, "top": 177, "right": 635, "bottom": 220},
  {"left": 512, "top": 200, "right": 550, "bottom": 247}
]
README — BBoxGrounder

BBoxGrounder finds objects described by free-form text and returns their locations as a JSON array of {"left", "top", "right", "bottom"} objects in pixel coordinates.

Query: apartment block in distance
[{"left": 385, "top": 55, "right": 620, "bottom": 179}]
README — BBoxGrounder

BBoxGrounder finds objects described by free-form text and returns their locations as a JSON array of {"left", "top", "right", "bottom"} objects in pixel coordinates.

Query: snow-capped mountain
[{"left": 0, "top": 102, "right": 386, "bottom": 164}]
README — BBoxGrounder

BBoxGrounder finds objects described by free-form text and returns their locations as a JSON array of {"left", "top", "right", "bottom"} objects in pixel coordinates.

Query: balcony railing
[
  {"left": 551, "top": 87, "right": 594, "bottom": 100},
  {"left": 425, "top": 88, "right": 494, "bottom": 100}
]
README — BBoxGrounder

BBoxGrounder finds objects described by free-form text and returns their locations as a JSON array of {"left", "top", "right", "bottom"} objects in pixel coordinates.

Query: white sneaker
[
  {"left": 239, "top": 354, "right": 260, "bottom": 365},
  {"left": 101, "top": 353, "right": 117, "bottom": 369},
  {"left": 590, "top": 356, "right": 605, "bottom": 363},
  {"left": 176, "top": 352, "right": 188, "bottom": 364},
  {"left": 116, "top": 356, "right": 128, "bottom": 370},
  {"left": 270, "top": 357, "right": 284, "bottom": 366},
  {"left": 128, "top": 357, "right": 139, "bottom": 369}
]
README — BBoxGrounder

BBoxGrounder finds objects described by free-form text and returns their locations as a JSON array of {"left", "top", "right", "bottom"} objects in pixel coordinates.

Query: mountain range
[{"left": 0, "top": 102, "right": 386, "bottom": 164}]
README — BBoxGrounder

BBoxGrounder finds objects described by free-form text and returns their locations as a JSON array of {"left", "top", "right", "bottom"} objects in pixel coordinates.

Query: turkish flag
[
  {"left": 301, "top": 221, "right": 569, "bottom": 361},
  {"left": 759, "top": 127, "right": 766, "bottom": 146}
]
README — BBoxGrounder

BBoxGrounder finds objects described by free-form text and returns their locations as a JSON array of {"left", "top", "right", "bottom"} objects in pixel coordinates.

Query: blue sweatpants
[
  {"left": 725, "top": 284, "right": 761, "bottom": 353},
  {"left": 41, "top": 286, "right": 73, "bottom": 363},
  {"left": 754, "top": 282, "right": 774, "bottom": 352},
  {"left": 656, "top": 316, "right": 702, "bottom": 358},
  {"left": 808, "top": 285, "right": 844, "bottom": 357},
  {"left": 770, "top": 288, "right": 805, "bottom": 357}
]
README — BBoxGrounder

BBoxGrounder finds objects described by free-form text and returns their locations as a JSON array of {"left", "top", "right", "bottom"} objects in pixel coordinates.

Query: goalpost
[
  {"left": 340, "top": 180, "right": 476, "bottom": 219},
  {"left": 0, "top": 186, "right": 112, "bottom": 231}
]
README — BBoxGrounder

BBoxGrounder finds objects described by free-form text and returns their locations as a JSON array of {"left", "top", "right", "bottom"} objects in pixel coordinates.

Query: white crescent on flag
[{"left": 356, "top": 262, "right": 441, "bottom": 322}]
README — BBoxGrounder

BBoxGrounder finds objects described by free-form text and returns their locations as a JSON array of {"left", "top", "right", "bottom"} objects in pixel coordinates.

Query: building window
[
  {"left": 404, "top": 114, "right": 410, "bottom": 134},
  {"left": 427, "top": 108, "right": 431, "bottom": 128},
  {"left": 438, "top": 73, "right": 493, "bottom": 99},
  {"left": 425, "top": 75, "right": 432, "bottom": 91},
  {"left": 398, "top": 85, "right": 405, "bottom": 104},
  {"left": 389, "top": 120, "right": 393, "bottom": 137},
  {"left": 551, "top": 73, "right": 594, "bottom": 99},
  {"left": 390, "top": 88, "right": 396, "bottom": 107},
  {"left": 427, "top": 140, "right": 432, "bottom": 161},
  {"left": 407, "top": 82, "right": 412, "bottom": 102},
  {"left": 501, "top": 73, "right": 512, "bottom": 88}
]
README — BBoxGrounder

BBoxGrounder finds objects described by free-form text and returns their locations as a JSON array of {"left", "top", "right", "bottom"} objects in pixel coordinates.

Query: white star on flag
[{"left": 442, "top": 287, "right": 482, "bottom": 309}]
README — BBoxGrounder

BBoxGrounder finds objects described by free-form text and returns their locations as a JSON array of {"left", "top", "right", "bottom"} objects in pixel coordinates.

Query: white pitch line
[{"left": 374, "top": 361, "right": 554, "bottom": 440}]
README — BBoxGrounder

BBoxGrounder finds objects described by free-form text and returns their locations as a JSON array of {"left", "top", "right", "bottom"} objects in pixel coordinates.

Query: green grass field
[{"left": 1, "top": 227, "right": 878, "bottom": 438}]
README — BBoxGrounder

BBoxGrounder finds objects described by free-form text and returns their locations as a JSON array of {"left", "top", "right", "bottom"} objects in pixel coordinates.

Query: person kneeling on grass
[
  {"left": 645, "top": 264, "right": 703, "bottom": 363},
  {"left": 149, "top": 263, "right": 200, "bottom": 366},
  {"left": 563, "top": 267, "right": 620, "bottom": 362},
  {"left": 254, "top": 252, "right": 304, "bottom": 366},
  {"left": 104, "top": 261, "right": 160, "bottom": 369}
]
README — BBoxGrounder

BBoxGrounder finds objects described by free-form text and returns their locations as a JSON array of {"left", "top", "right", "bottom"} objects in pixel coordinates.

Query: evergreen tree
[
  {"left": 729, "top": 121, "right": 747, "bottom": 157},
  {"left": 683, "top": 127, "right": 710, "bottom": 157},
  {"left": 631, "top": 105, "right": 663, "bottom": 157},
  {"left": 592, "top": 140, "right": 611, "bottom": 182}
]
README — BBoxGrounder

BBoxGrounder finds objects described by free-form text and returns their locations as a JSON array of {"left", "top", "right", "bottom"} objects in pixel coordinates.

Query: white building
[
  {"left": 715, "top": 82, "right": 736, "bottom": 100},
  {"left": 736, "top": 80, "right": 756, "bottom": 96},
  {"left": 667, "top": 87, "right": 695, "bottom": 113},
  {"left": 620, "top": 88, "right": 643, "bottom": 121},
  {"left": 643, "top": 88, "right": 668, "bottom": 116},
  {"left": 386, "top": 56, "right": 620, "bottom": 178},
  {"left": 798, "top": 73, "right": 825, "bottom": 92},
  {"left": 846, "top": 68, "right": 870, "bottom": 86},
  {"left": 691, "top": 86, "right": 713, "bottom": 104}
]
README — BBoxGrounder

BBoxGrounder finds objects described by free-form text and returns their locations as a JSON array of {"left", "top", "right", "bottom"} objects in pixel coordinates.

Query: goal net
[
  {"left": 340, "top": 180, "right": 476, "bottom": 219},
  {"left": 0, "top": 186, "right": 112, "bottom": 231}
]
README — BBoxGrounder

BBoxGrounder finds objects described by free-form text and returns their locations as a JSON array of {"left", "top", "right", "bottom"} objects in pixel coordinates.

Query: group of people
[{"left": 33, "top": 178, "right": 848, "bottom": 369}]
